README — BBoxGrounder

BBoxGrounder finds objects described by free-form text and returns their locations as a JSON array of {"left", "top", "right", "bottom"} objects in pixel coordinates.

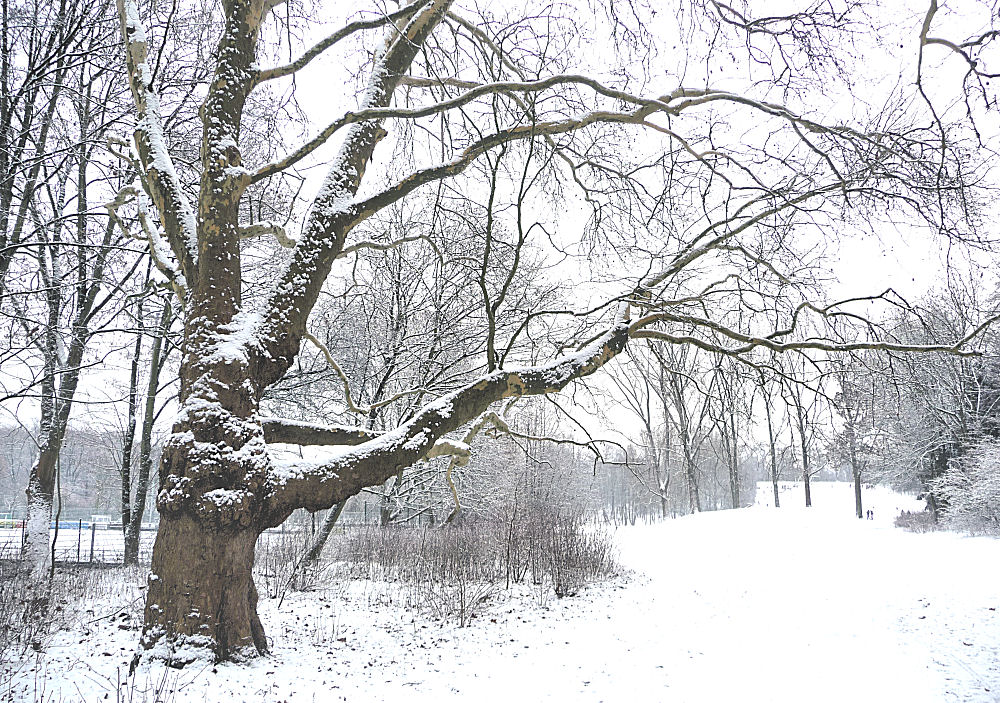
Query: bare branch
[
  {"left": 630, "top": 309, "right": 1000, "bottom": 358},
  {"left": 261, "top": 417, "right": 377, "bottom": 446},
  {"left": 303, "top": 330, "right": 424, "bottom": 415}
]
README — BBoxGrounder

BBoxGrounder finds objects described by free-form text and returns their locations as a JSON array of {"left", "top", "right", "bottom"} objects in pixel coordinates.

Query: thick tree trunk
[
  {"left": 141, "top": 514, "right": 266, "bottom": 664},
  {"left": 23, "top": 447, "right": 57, "bottom": 578},
  {"left": 137, "top": 269, "right": 275, "bottom": 661},
  {"left": 139, "top": 367, "right": 269, "bottom": 663}
]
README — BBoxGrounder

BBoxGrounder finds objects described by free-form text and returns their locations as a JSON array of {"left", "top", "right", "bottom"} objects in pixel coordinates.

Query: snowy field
[{"left": 4, "top": 481, "right": 999, "bottom": 702}]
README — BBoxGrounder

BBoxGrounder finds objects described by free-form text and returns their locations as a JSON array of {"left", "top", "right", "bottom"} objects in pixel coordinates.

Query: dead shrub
[{"left": 324, "top": 507, "right": 617, "bottom": 623}]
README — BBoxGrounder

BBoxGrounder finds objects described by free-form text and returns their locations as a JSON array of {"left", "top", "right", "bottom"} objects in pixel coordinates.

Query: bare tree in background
[
  {"left": 755, "top": 367, "right": 785, "bottom": 508},
  {"left": 875, "top": 287, "right": 1000, "bottom": 515},
  {"left": 708, "top": 354, "right": 752, "bottom": 509},
  {"left": 781, "top": 358, "right": 830, "bottom": 508},
  {"left": 8, "top": 9, "right": 139, "bottom": 576},
  {"left": 608, "top": 345, "right": 674, "bottom": 518},
  {"left": 124, "top": 291, "right": 175, "bottom": 564},
  {"left": 830, "top": 356, "right": 885, "bottom": 518}
]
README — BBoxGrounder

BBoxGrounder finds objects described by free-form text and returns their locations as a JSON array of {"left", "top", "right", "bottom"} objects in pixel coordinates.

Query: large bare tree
[{"left": 114, "top": 0, "right": 996, "bottom": 663}]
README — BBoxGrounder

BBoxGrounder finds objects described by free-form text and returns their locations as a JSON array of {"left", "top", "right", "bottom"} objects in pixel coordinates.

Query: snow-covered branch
[
  {"left": 115, "top": 0, "right": 198, "bottom": 280},
  {"left": 239, "top": 221, "right": 296, "bottom": 248},
  {"left": 260, "top": 417, "right": 378, "bottom": 446},
  {"left": 260, "top": 319, "right": 630, "bottom": 525},
  {"left": 629, "top": 309, "right": 1000, "bottom": 358}
]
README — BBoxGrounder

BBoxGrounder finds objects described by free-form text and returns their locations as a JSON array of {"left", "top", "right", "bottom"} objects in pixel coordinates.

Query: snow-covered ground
[{"left": 5, "top": 482, "right": 999, "bottom": 702}]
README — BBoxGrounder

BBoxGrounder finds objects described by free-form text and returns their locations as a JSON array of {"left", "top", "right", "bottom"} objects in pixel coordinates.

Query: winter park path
[{"left": 7, "top": 484, "right": 1000, "bottom": 702}]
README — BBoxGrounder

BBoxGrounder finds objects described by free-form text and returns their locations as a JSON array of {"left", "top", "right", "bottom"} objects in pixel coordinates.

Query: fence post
[
  {"left": 89, "top": 522, "right": 96, "bottom": 563},
  {"left": 77, "top": 519, "right": 82, "bottom": 562}
]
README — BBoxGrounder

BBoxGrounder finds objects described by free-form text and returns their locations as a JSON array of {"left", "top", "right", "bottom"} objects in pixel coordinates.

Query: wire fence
[
  {"left": 0, "top": 502, "right": 437, "bottom": 567},
  {"left": 0, "top": 520, "right": 374, "bottom": 566},
  {"left": 0, "top": 524, "right": 158, "bottom": 565}
]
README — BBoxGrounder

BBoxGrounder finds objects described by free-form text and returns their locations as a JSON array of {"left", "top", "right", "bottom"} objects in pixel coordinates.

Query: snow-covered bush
[
  {"left": 931, "top": 439, "right": 1000, "bottom": 535},
  {"left": 893, "top": 510, "right": 938, "bottom": 533}
]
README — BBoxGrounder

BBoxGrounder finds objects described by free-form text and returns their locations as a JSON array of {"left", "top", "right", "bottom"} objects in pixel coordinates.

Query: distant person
[{"left": 870, "top": 509, "right": 874, "bottom": 520}]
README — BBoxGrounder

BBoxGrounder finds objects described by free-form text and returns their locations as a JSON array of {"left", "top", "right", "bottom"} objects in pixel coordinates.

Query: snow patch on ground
[{"left": 5, "top": 482, "right": 999, "bottom": 702}]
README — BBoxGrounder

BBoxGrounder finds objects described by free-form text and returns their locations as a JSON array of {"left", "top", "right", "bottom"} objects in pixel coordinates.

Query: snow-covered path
[
  {"left": 7, "top": 483, "right": 1000, "bottom": 702},
  {"left": 610, "top": 509, "right": 1000, "bottom": 703}
]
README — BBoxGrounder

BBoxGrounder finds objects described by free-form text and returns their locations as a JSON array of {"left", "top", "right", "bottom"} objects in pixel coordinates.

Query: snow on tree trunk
[
  {"left": 23, "top": 450, "right": 57, "bottom": 578},
  {"left": 139, "top": 384, "right": 268, "bottom": 660}
]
